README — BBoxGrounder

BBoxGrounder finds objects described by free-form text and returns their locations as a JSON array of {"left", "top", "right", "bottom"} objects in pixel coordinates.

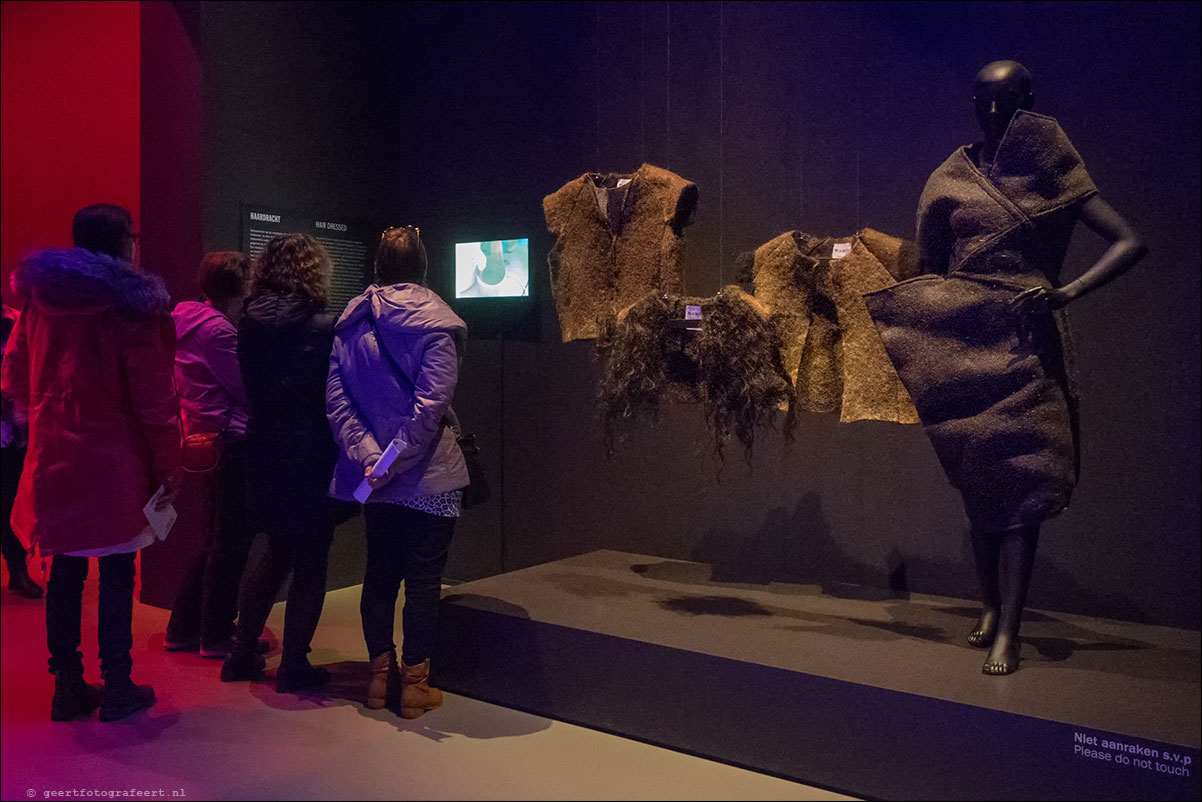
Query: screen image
[{"left": 455, "top": 238, "right": 530, "bottom": 298}]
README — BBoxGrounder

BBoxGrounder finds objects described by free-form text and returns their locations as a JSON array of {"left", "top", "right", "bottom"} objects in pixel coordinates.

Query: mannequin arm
[{"left": 1011, "top": 195, "right": 1147, "bottom": 314}]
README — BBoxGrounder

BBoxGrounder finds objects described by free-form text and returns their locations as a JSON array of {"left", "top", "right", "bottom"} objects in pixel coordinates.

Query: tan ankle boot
[
  {"left": 399, "top": 658, "right": 442, "bottom": 719},
  {"left": 366, "top": 649, "right": 399, "bottom": 710}
]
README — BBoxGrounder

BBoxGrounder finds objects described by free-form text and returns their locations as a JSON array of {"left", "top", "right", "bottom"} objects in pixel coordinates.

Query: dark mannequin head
[{"left": 973, "top": 60, "right": 1034, "bottom": 142}]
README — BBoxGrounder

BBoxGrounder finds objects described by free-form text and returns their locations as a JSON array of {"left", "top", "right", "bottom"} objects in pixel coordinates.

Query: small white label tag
[
  {"left": 685, "top": 305, "right": 702, "bottom": 320},
  {"left": 831, "top": 242, "right": 852, "bottom": 259}
]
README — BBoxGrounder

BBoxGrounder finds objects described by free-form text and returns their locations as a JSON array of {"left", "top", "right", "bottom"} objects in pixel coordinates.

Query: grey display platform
[{"left": 432, "top": 550, "right": 1200, "bottom": 801}]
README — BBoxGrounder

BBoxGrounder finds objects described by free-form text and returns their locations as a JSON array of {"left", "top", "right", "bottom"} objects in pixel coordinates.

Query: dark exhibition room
[{"left": 0, "top": 1, "right": 1198, "bottom": 800}]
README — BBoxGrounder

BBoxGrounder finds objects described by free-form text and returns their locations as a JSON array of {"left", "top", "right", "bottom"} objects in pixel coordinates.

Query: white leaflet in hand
[
  {"left": 353, "top": 440, "right": 402, "bottom": 503},
  {"left": 143, "top": 485, "right": 177, "bottom": 541}
]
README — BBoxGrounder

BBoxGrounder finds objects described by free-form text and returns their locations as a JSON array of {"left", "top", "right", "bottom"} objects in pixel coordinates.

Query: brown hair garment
[
  {"left": 866, "top": 111, "right": 1095, "bottom": 531},
  {"left": 598, "top": 286, "right": 794, "bottom": 459},
  {"left": 752, "top": 228, "right": 920, "bottom": 424},
  {"left": 545, "top": 164, "right": 698, "bottom": 342}
]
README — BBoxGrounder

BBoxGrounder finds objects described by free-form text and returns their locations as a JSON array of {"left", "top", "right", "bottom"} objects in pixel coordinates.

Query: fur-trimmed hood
[{"left": 12, "top": 248, "right": 170, "bottom": 318}]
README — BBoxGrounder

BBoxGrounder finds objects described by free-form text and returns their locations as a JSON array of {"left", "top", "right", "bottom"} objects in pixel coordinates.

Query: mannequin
[
  {"left": 969, "top": 61, "right": 1145, "bottom": 675},
  {"left": 864, "top": 61, "right": 1146, "bottom": 675}
]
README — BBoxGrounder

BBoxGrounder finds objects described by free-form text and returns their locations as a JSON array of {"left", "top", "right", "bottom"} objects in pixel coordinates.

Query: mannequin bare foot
[
  {"left": 967, "top": 606, "right": 999, "bottom": 648},
  {"left": 982, "top": 631, "right": 1020, "bottom": 675}
]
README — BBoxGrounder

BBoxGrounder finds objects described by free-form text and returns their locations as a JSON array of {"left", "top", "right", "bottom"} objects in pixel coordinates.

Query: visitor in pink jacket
[{"left": 164, "top": 252, "right": 253, "bottom": 658}]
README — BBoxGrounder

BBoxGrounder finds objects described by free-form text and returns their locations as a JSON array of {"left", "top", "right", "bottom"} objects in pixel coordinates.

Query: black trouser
[
  {"left": 1, "top": 446, "right": 29, "bottom": 577},
  {"left": 360, "top": 503, "right": 456, "bottom": 666},
  {"left": 46, "top": 552, "right": 136, "bottom": 680},
  {"left": 166, "top": 439, "right": 251, "bottom": 647},
  {"left": 234, "top": 521, "right": 334, "bottom": 663}
]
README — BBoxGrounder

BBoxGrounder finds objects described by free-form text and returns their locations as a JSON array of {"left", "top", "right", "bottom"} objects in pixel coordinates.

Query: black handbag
[{"left": 455, "top": 431, "right": 491, "bottom": 509}]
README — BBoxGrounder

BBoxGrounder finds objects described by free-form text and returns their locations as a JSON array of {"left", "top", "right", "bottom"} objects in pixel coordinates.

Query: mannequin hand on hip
[
  {"left": 1011, "top": 285, "right": 1072, "bottom": 317},
  {"left": 1010, "top": 285, "right": 1072, "bottom": 345}
]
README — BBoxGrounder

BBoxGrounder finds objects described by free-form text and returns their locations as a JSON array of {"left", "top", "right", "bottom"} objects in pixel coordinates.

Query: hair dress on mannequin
[
  {"left": 865, "top": 111, "right": 1096, "bottom": 531},
  {"left": 752, "top": 228, "right": 920, "bottom": 424},
  {"left": 598, "top": 285, "right": 793, "bottom": 457},
  {"left": 544, "top": 163, "right": 698, "bottom": 342}
]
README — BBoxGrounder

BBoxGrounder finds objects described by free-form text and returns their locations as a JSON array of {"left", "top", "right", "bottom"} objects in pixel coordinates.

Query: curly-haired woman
[{"left": 221, "top": 233, "right": 339, "bottom": 693}]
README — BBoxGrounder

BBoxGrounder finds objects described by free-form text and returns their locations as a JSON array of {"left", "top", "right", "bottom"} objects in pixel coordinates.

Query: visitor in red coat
[{"left": 0, "top": 204, "right": 181, "bottom": 722}]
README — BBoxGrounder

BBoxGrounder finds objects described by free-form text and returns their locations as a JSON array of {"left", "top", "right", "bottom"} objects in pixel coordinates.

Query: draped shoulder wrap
[
  {"left": 544, "top": 163, "right": 698, "bottom": 342},
  {"left": 865, "top": 111, "right": 1096, "bottom": 531}
]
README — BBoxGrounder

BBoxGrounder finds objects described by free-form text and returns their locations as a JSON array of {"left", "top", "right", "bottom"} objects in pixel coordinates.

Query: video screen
[{"left": 455, "top": 238, "right": 530, "bottom": 299}]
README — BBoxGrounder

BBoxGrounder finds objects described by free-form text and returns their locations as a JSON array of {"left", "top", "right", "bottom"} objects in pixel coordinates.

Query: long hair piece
[{"left": 598, "top": 286, "right": 795, "bottom": 460}]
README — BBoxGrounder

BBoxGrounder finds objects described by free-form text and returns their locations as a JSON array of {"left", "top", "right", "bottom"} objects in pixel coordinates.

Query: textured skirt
[{"left": 864, "top": 273, "right": 1077, "bottom": 531}]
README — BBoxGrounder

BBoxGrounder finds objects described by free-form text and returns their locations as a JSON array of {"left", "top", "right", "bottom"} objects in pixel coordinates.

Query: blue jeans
[{"left": 360, "top": 503, "right": 455, "bottom": 665}]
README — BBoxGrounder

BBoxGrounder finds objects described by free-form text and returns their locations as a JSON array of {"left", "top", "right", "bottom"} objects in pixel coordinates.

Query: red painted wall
[{"left": 1, "top": 0, "right": 140, "bottom": 293}]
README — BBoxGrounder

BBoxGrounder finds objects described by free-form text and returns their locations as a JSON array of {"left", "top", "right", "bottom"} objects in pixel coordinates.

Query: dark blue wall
[
  {"left": 393, "top": 1, "right": 1201, "bottom": 629},
  {"left": 156, "top": 1, "right": 1200, "bottom": 629}
]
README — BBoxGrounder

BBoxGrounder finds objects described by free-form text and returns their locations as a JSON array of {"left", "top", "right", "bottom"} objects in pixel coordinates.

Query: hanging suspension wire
[
  {"left": 798, "top": 22, "right": 805, "bottom": 226},
  {"left": 855, "top": 1, "right": 862, "bottom": 229},
  {"left": 640, "top": 1, "right": 646, "bottom": 162},
  {"left": 719, "top": 1, "right": 725, "bottom": 287},
  {"left": 595, "top": 1, "right": 602, "bottom": 168},
  {"left": 665, "top": 2, "right": 671, "bottom": 171}
]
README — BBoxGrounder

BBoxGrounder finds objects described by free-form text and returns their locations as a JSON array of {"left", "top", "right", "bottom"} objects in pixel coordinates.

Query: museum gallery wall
[{"left": 131, "top": 1, "right": 1201, "bottom": 630}]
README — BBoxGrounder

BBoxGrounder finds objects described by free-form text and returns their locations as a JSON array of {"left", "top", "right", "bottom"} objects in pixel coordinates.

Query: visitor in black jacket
[{"left": 221, "top": 233, "right": 339, "bottom": 693}]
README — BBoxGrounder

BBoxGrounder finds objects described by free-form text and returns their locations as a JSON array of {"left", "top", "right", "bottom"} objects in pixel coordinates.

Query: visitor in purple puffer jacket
[
  {"left": 325, "top": 225, "right": 467, "bottom": 719},
  {"left": 164, "top": 252, "right": 251, "bottom": 658}
]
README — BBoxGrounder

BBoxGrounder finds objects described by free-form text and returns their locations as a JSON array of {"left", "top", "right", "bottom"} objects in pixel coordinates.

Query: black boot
[
  {"left": 50, "top": 672, "right": 101, "bottom": 721},
  {"left": 220, "top": 642, "right": 265, "bottom": 682},
  {"left": 275, "top": 655, "right": 330, "bottom": 693},
  {"left": 8, "top": 564, "right": 44, "bottom": 599},
  {"left": 98, "top": 677, "right": 155, "bottom": 722}
]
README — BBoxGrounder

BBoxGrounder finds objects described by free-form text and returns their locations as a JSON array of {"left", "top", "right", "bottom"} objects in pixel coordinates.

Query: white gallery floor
[{"left": 0, "top": 568, "right": 851, "bottom": 801}]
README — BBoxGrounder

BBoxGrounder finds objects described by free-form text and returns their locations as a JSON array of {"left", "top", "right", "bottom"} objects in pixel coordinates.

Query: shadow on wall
[
  {"left": 629, "top": 491, "right": 1159, "bottom": 626},
  {"left": 684, "top": 491, "right": 911, "bottom": 598}
]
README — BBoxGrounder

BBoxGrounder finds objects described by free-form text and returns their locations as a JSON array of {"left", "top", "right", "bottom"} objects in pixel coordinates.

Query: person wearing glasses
[
  {"left": 220, "top": 233, "right": 339, "bottom": 693},
  {"left": 326, "top": 225, "right": 468, "bottom": 718},
  {"left": 2, "top": 203, "right": 181, "bottom": 721}
]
